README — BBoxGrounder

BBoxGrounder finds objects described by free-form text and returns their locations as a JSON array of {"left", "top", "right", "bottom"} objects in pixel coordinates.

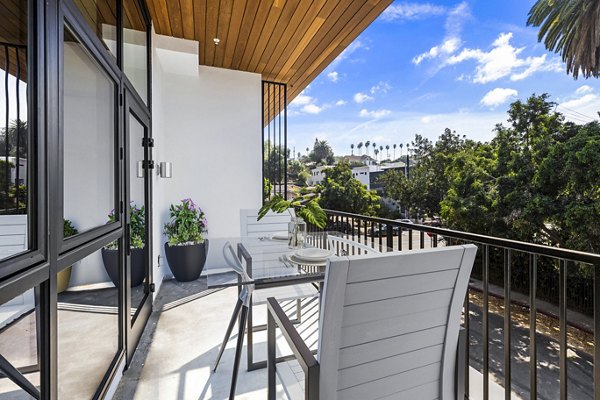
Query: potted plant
[
  {"left": 58, "top": 219, "right": 79, "bottom": 293},
  {"left": 163, "top": 198, "right": 208, "bottom": 282},
  {"left": 258, "top": 194, "right": 327, "bottom": 247},
  {"left": 101, "top": 204, "right": 146, "bottom": 287}
]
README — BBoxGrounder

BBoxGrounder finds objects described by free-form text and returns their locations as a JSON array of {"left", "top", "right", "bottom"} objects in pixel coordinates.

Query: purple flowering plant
[{"left": 163, "top": 198, "right": 207, "bottom": 246}]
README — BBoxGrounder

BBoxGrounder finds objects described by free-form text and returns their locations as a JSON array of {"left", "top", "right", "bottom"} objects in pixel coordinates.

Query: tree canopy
[
  {"left": 309, "top": 138, "right": 334, "bottom": 165},
  {"left": 379, "top": 94, "right": 600, "bottom": 253},
  {"left": 317, "top": 161, "right": 380, "bottom": 216}
]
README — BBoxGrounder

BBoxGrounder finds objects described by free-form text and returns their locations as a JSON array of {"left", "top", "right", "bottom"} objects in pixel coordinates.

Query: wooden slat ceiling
[
  {"left": 147, "top": 0, "right": 393, "bottom": 105},
  {"left": 0, "top": 1, "right": 28, "bottom": 82}
]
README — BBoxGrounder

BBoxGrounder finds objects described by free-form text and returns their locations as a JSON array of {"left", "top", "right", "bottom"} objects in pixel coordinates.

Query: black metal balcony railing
[{"left": 310, "top": 209, "right": 600, "bottom": 400}]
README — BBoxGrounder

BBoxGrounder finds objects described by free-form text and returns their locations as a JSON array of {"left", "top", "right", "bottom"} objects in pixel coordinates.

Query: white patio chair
[
  {"left": 266, "top": 244, "right": 477, "bottom": 400},
  {"left": 327, "top": 235, "right": 380, "bottom": 256}
]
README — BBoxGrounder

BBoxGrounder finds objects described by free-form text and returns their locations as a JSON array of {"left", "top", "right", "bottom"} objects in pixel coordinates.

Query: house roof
[{"left": 146, "top": 0, "right": 393, "bottom": 108}]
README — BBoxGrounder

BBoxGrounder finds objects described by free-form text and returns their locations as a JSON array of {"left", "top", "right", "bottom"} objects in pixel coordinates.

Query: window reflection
[
  {"left": 63, "top": 26, "right": 116, "bottom": 235},
  {"left": 123, "top": 0, "right": 148, "bottom": 103},
  {"left": 58, "top": 247, "right": 119, "bottom": 399},
  {"left": 0, "top": 1, "right": 32, "bottom": 263},
  {"left": 0, "top": 288, "right": 41, "bottom": 399},
  {"left": 72, "top": 0, "right": 118, "bottom": 59}
]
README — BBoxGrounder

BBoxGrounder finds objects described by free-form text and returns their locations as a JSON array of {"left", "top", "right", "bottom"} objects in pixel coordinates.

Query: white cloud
[
  {"left": 480, "top": 88, "right": 518, "bottom": 108},
  {"left": 559, "top": 94, "right": 598, "bottom": 110},
  {"left": 446, "top": 32, "right": 563, "bottom": 83},
  {"left": 289, "top": 89, "right": 329, "bottom": 115},
  {"left": 554, "top": 87, "right": 600, "bottom": 124},
  {"left": 359, "top": 108, "right": 391, "bottom": 119},
  {"left": 381, "top": 2, "right": 446, "bottom": 21},
  {"left": 302, "top": 104, "right": 323, "bottom": 114},
  {"left": 335, "top": 100, "right": 347, "bottom": 106},
  {"left": 354, "top": 92, "right": 374, "bottom": 103},
  {"left": 327, "top": 71, "right": 339, "bottom": 82},
  {"left": 576, "top": 85, "right": 594, "bottom": 95},
  {"left": 291, "top": 93, "right": 312, "bottom": 106},
  {"left": 412, "top": 2, "right": 469, "bottom": 65},
  {"left": 421, "top": 115, "right": 440, "bottom": 123},
  {"left": 370, "top": 81, "right": 392, "bottom": 94}
]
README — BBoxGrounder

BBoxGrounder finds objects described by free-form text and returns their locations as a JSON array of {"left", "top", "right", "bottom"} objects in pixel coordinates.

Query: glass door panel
[{"left": 128, "top": 112, "right": 147, "bottom": 322}]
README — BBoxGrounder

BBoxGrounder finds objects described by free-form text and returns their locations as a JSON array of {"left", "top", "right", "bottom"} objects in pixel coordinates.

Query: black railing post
[
  {"left": 483, "top": 245, "right": 490, "bottom": 400},
  {"left": 594, "top": 264, "right": 600, "bottom": 400},
  {"left": 504, "top": 249, "right": 512, "bottom": 400},
  {"left": 559, "top": 259, "right": 568, "bottom": 400},
  {"left": 529, "top": 254, "right": 537, "bottom": 400}
]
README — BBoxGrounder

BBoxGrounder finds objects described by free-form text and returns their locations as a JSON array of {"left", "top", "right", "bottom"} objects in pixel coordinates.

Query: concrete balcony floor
[
  {"left": 113, "top": 275, "right": 592, "bottom": 400},
  {"left": 114, "top": 278, "right": 321, "bottom": 400}
]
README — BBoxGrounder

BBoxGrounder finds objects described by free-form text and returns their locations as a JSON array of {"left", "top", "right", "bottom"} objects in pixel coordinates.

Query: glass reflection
[
  {"left": 58, "top": 247, "right": 119, "bottom": 399},
  {"left": 0, "top": 288, "right": 40, "bottom": 399},
  {"left": 0, "top": 1, "right": 31, "bottom": 263},
  {"left": 129, "top": 115, "right": 147, "bottom": 320},
  {"left": 63, "top": 26, "right": 116, "bottom": 235},
  {"left": 123, "top": 0, "right": 148, "bottom": 103},
  {"left": 72, "top": 0, "right": 118, "bottom": 59}
]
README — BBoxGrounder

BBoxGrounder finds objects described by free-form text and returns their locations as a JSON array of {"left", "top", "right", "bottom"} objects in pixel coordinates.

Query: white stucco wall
[{"left": 151, "top": 32, "right": 262, "bottom": 289}]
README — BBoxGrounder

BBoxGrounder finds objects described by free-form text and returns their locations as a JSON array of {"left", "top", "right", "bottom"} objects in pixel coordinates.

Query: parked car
[
  {"left": 395, "top": 218, "right": 414, "bottom": 231},
  {"left": 326, "top": 220, "right": 352, "bottom": 234}
]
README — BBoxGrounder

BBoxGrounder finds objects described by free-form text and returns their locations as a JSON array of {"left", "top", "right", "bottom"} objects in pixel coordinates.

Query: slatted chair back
[
  {"left": 327, "top": 235, "right": 380, "bottom": 257},
  {"left": 317, "top": 244, "right": 477, "bottom": 400},
  {"left": 240, "top": 209, "right": 291, "bottom": 238}
]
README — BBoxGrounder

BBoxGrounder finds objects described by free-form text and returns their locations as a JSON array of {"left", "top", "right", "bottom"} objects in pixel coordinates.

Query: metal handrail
[{"left": 323, "top": 209, "right": 600, "bottom": 265}]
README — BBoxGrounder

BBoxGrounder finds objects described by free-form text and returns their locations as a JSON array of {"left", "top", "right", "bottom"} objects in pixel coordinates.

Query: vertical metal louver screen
[
  {"left": 1, "top": 42, "right": 28, "bottom": 215},
  {"left": 262, "top": 80, "right": 287, "bottom": 203}
]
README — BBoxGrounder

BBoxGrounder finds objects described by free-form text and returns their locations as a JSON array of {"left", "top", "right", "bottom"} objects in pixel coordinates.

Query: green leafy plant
[
  {"left": 163, "top": 198, "right": 207, "bottom": 246},
  {"left": 64, "top": 219, "right": 78, "bottom": 238},
  {"left": 258, "top": 194, "right": 327, "bottom": 229},
  {"left": 105, "top": 203, "right": 145, "bottom": 249}
]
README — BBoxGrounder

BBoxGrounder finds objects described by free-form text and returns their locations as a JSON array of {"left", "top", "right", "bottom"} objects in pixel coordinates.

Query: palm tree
[
  {"left": 399, "top": 143, "right": 403, "bottom": 157},
  {"left": 385, "top": 144, "right": 390, "bottom": 159},
  {"left": 357, "top": 142, "right": 363, "bottom": 155},
  {"left": 374, "top": 148, "right": 379, "bottom": 162},
  {"left": 372, "top": 143, "right": 376, "bottom": 154},
  {"left": 393, "top": 144, "right": 397, "bottom": 160},
  {"left": 350, "top": 143, "right": 354, "bottom": 155},
  {"left": 528, "top": 0, "right": 600, "bottom": 78},
  {"left": 365, "top": 140, "right": 370, "bottom": 155}
]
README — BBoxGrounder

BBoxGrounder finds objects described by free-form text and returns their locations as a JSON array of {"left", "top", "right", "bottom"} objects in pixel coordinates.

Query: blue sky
[{"left": 287, "top": 0, "right": 600, "bottom": 158}]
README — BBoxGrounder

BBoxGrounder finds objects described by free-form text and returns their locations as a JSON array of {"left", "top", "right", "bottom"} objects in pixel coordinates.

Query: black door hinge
[
  {"left": 143, "top": 160, "right": 155, "bottom": 169},
  {"left": 119, "top": 93, "right": 123, "bottom": 106},
  {"left": 150, "top": 283, "right": 155, "bottom": 293},
  {"left": 120, "top": 201, "right": 124, "bottom": 214},
  {"left": 142, "top": 138, "right": 154, "bottom": 147}
]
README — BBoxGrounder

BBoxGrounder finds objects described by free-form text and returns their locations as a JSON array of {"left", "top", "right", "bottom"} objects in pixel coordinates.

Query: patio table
[{"left": 206, "top": 235, "right": 329, "bottom": 371}]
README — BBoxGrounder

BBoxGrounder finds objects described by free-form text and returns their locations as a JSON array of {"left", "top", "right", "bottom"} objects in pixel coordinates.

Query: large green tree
[
  {"left": 309, "top": 138, "right": 334, "bottom": 165},
  {"left": 317, "top": 161, "right": 380, "bottom": 215}
]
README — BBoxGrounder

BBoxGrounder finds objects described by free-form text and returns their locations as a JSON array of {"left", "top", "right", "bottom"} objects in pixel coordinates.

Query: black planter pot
[
  {"left": 101, "top": 248, "right": 145, "bottom": 287},
  {"left": 164, "top": 240, "right": 209, "bottom": 282}
]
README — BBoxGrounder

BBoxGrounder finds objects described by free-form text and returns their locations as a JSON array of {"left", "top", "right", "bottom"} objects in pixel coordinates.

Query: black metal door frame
[{"left": 123, "top": 83, "right": 153, "bottom": 364}]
